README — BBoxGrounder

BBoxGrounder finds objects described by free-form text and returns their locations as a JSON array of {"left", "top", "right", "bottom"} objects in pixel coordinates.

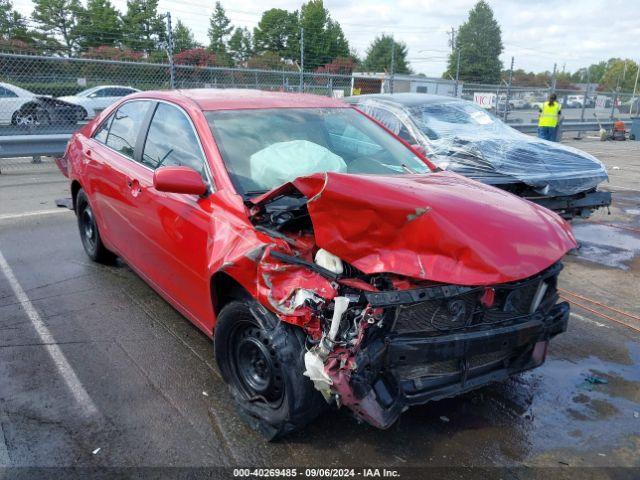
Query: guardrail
[
  {"left": 0, "top": 120, "right": 632, "bottom": 165},
  {"left": 0, "top": 134, "right": 70, "bottom": 159},
  {"left": 510, "top": 120, "right": 622, "bottom": 134}
]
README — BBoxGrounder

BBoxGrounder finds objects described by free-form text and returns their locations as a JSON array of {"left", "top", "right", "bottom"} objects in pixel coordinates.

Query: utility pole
[
  {"left": 631, "top": 62, "right": 639, "bottom": 116},
  {"left": 454, "top": 48, "right": 461, "bottom": 97},
  {"left": 610, "top": 75, "right": 620, "bottom": 119},
  {"left": 389, "top": 37, "right": 395, "bottom": 94},
  {"left": 299, "top": 27, "right": 304, "bottom": 93},
  {"left": 576, "top": 66, "right": 590, "bottom": 139},
  {"left": 165, "top": 12, "right": 176, "bottom": 89},
  {"left": 450, "top": 27, "right": 455, "bottom": 54},
  {"left": 550, "top": 63, "right": 557, "bottom": 94},
  {"left": 504, "top": 56, "right": 514, "bottom": 122}
]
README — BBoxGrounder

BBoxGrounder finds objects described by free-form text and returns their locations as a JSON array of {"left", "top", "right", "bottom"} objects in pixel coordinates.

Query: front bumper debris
[
  {"left": 530, "top": 190, "right": 612, "bottom": 219},
  {"left": 338, "top": 302, "right": 569, "bottom": 429}
]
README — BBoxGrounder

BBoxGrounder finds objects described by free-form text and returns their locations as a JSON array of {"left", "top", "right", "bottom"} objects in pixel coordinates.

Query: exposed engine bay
[{"left": 248, "top": 176, "right": 571, "bottom": 428}]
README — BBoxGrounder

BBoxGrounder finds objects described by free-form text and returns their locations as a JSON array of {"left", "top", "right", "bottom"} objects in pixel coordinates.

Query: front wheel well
[{"left": 210, "top": 271, "right": 251, "bottom": 317}]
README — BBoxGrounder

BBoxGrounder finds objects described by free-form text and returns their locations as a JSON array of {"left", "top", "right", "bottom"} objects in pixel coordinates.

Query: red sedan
[{"left": 57, "top": 89, "right": 576, "bottom": 439}]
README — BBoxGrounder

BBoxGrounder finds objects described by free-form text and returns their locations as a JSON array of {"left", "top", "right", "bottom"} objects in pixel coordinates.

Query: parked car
[
  {"left": 509, "top": 98, "right": 530, "bottom": 109},
  {"left": 618, "top": 97, "right": 639, "bottom": 114},
  {"left": 496, "top": 95, "right": 530, "bottom": 111},
  {"left": 58, "top": 85, "right": 140, "bottom": 119},
  {"left": 347, "top": 93, "right": 612, "bottom": 219},
  {"left": 57, "top": 89, "right": 576, "bottom": 439},
  {"left": 0, "top": 82, "right": 86, "bottom": 127},
  {"left": 565, "top": 95, "right": 583, "bottom": 108}
]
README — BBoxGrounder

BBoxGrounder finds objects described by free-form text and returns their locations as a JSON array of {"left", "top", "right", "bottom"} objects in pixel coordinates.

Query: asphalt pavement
[{"left": 0, "top": 140, "right": 639, "bottom": 477}]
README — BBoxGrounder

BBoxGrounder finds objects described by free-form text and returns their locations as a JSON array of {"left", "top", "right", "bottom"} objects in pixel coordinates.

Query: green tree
[
  {"left": 252, "top": 8, "right": 298, "bottom": 60},
  {"left": 247, "top": 51, "right": 295, "bottom": 70},
  {"left": 576, "top": 61, "right": 608, "bottom": 84},
  {"left": 31, "top": 0, "right": 82, "bottom": 55},
  {"left": 361, "top": 35, "right": 410, "bottom": 74},
  {"left": 0, "top": 0, "right": 30, "bottom": 41},
  {"left": 173, "top": 19, "right": 199, "bottom": 53},
  {"left": 599, "top": 58, "right": 639, "bottom": 92},
  {"left": 77, "top": 0, "right": 123, "bottom": 48},
  {"left": 299, "top": 0, "right": 349, "bottom": 70},
  {"left": 445, "top": 0, "right": 503, "bottom": 83},
  {"left": 228, "top": 27, "right": 252, "bottom": 65},
  {"left": 207, "top": 1, "right": 232, "bottom": 53},
  {"left": 122, "top": 0, "right": 166, "bottom": 53}
]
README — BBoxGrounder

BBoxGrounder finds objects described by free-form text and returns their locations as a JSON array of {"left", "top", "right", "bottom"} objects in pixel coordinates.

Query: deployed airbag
[{"left": 250, "top": 140, "right": 347, "bottom": 190}]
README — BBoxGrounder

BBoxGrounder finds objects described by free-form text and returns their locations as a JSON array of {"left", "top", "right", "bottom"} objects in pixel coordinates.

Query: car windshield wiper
[
  {"left": 401, "top": 163, "right": 417, "bottom": 174},
  {"left": 244, "top": 190, "right": 268, "bottom": 197}
]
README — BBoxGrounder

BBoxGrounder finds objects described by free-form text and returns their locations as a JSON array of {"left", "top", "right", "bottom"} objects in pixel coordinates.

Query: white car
[
  {"left": 0, "top": 82, "right": 37, "bottom": 124},
  {"left": 58, "top": 85, "right": 140, "bottom": 119},
  {"left": 0, "top": 82, "right": 85, "bottom": 126}
]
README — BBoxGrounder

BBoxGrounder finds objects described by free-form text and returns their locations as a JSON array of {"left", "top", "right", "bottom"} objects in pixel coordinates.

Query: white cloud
[{"left": 11, "top": 0, "right": 640, "bottom": 77}]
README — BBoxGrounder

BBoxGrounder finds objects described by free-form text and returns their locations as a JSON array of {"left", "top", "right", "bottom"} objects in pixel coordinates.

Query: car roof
[
  {"left": 0, "top": 82, "right": 34, "bottom": 96},
  {"left": 128, "top": 88, "right": 349, "bottom": 111},
  {"left": 80, "top": 85, "right": 138, "bottom": 93},
  {"left": 348, "top": 93, "right": 462, "bottom": 107}
]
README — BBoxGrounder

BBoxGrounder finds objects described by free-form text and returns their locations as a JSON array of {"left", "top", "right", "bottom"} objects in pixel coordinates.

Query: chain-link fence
[
  {"left": 0, "top": 50, "right": 637, "bottom": 172},
  {"left": 0, "top": 52, "right": 382, "bottom": 136},
  {"left": 461, "top": 82, "right": 638, "bottom": 127}
]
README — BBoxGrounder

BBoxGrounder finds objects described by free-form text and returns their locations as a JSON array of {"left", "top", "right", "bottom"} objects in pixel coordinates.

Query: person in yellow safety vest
[{"left": 538, "top": 93, "right": 562, "bottom": 142}]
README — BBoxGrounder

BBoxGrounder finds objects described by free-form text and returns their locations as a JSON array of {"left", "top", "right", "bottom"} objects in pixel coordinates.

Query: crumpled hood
[
  {"left": 431, "top": 135, "right": 608, "bottom": 196},
  {"left": 253, "top": 171, "right": 577, "bottom": 286}
]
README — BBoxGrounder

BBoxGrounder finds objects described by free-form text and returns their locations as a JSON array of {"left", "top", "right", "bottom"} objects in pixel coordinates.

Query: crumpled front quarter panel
[{"left": 292, "top": 171, "right": 576, "bottom": 285}]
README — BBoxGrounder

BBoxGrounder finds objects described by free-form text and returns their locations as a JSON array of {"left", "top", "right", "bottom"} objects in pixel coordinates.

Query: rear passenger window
[
  {"left": 105, "top": 101, "right": 151, "bottom": 158},
  {"left": 142, "top": 103, "right": 205, "bottom": 176},
  {"left": 93, "top": 115, "right": 113, "bottom": 144}
]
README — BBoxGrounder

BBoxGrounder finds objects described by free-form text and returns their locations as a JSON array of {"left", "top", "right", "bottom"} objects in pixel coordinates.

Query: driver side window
[{"left": 142, "top": 103, "right": 206, "bottom": 178}]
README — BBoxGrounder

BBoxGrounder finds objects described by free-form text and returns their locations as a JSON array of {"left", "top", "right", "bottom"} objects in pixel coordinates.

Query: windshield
[
  {"left": 408, "top": 101, "right": 512, "bottom": 141},
  {"left": 206, "top": 107, "right": 430, "bottom": 195}
]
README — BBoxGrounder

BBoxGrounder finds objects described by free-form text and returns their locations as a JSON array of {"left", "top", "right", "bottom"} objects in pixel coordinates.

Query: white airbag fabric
[{"left": 250, "top": 140, "right": 347, "bottom": 189}]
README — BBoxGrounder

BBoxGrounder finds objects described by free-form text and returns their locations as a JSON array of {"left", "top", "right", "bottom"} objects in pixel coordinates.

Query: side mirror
[
  {"left": 153, "top": 166, "right": 208, "bottom": 195},
  {"left": 88, "top": 93, "right": 98, "bottom": 98}
]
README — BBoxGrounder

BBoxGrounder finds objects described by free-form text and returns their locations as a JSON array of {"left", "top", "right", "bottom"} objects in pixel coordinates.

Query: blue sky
[{"left": 12, "top": 0, "right": 640, "bottom": 76}]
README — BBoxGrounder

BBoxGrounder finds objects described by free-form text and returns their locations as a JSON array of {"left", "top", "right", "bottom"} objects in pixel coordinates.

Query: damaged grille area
[
  {"left": 394, "top": 350, "right": 511, "bottom": 379},
  {"left": 391, "top": 263, "right": 560, "bottom": 335}
]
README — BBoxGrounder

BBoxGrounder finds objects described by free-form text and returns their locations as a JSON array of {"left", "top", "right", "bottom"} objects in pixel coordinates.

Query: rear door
[{"left": 87, "top": 99, "right": 153, "bottom": 260}]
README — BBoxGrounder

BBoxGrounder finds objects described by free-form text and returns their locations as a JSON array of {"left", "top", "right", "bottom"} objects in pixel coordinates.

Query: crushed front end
[
  {"left": 300, "top": 262, "right": 568, "bottom": 429},
  {"left": 248, "top": 171, "right": 575, "bottom": 430}
]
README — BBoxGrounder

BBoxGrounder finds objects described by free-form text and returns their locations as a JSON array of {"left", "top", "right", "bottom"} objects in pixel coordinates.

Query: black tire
[
  {"left": 12, "top": 108, "right": 50, "bottom": 128},
  {"left": 214, "top": 299, "right": 325, "bottom": 440},
  {"left": 76, "top": 189, "right": 116, "bottom": 264}
]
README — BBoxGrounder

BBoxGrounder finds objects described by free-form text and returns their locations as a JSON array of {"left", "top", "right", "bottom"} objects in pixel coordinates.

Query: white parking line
[
  {"left": 0, "top": 209, "right": 71, "bottom": 222},
  {"left": 570, "top": 312, "right": 608, "bottom": 328},
  {"left": 0, "top": 249, "right": 98, "bottom": 417}
]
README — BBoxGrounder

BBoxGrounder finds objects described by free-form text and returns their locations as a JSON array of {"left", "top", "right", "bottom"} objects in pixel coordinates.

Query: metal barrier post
[
  {"left": 504, "top": 56, "right": 514, "bottom": 122},
  {"left": 389, "top": 38, "right": 395, "bottom": 94},
  {"left": 299, "top": 27, "right": 304, "bottom": 93},
  {"left": 165, "top": 12, "right": 176, "bottom": 90}
]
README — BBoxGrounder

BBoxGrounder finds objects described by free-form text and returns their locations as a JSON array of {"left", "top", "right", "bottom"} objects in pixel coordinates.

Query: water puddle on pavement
[
  {"left": 572, "top": 223, "right": 640, "bottom": 270},
  {"left": 520, "top": 341, "right": 640, "bottom": 455}
]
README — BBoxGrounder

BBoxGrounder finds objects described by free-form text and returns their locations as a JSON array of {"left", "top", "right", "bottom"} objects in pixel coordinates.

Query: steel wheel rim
[
  {"left": 15, "top": 113, "right": 34, "bottom": 126},
  {"left": 81, "top": 205, "right": 97, "bottom": 251},
  {"left": 231, "top": 323, "right": 284, "bottom": 407}
]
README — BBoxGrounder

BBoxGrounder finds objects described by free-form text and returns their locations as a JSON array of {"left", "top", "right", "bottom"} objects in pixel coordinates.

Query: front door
[{"left": 133, "top": 102, "right": 214, "bottom": 328}]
